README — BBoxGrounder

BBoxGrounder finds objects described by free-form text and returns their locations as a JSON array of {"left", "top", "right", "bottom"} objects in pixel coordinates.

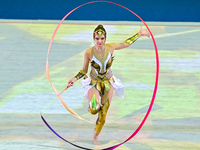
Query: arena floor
[{"left": 0, "top": 19, "right": 200, "bottom": 150}]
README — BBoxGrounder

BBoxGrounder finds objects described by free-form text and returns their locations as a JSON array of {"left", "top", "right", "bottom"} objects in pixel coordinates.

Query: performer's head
[{"left": 93, "top": 24, "right": 106, "bottom": 46}]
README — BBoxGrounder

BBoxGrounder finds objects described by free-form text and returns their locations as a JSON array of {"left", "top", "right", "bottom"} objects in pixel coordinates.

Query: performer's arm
[
  {"left": 67, "top": 50, "right": 89, "bottom": 87},
  {"left": 111, "top": 26, "right": 150, "bottom": 50},
  {"left": 81, "top": 50, "right": 90, "bottom": 74}
]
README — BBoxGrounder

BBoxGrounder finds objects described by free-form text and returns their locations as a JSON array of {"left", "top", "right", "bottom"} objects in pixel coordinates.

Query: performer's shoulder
[
  {"left": 106, "top": 43, "right": 116, "bottom": 48},
  {"left": 106, "top": 43, "right": 115, "bottom": 54},
  {"left": 85, "top": 47, "right": 93, "bottom": 56},
  {"left": 86, "top": 47, "right": 93, "bottom": 52}
]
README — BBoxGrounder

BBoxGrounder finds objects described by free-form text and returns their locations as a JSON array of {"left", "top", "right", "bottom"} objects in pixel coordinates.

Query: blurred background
[{"left": 0, "top": 0, "right": 200, "bottom": 150}]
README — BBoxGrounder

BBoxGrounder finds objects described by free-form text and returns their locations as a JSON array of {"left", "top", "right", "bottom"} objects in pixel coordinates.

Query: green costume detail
[
  {"left": 125, "top": 33, "right": 139, "bottom": 44},
  {"left": 91, "top": 95, "right": 97, "bottom": 110},
  {"left": 90, "top": 72, "right": 114, "bottom": 97},
  {"left": 88, "top": 95, "right": 100, "bottom": 115}
]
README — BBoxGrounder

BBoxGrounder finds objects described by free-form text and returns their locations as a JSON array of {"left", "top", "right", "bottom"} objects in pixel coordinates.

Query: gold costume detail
[
  {"left": 90, "top": 73, "right": 114, "bottom": 97},
  {"left": 88, "top": 95, "right": 101, "bottom": 115},
  {"left": 95, "top": 98, "right": 110, "bottom": 134},
  {"left": 93, "top": 24, "right": 107, "bottom": 38},
  {"left": 91, "top": 56, "right": 114, "bottom": 72},
  {"left": 125, "top": 33, "right": 139, "bottom": 44},
  {"left": 94, "top": 29, "right": 106, "bottom": 37},
  {"left": 75, "top": 70, "right": 86, "bottom": 80},
  {"left": 91, "top": 61, "right": 100, "bottom": 72},
  {"left": 88, "top": 106, "right": 100, "bottom": 115}
]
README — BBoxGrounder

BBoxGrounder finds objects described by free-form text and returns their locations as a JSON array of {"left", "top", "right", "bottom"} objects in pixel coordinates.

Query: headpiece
[
  {"left": 93, "top": 25, "right": 106, "bottom": 38},
  {"left": 94, "top": 29, "right": 106, "bottom": 36}
]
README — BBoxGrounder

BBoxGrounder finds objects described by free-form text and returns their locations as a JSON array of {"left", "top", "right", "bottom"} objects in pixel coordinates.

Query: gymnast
[{"left": 67, "top": 24, "right": 150, "bottom": 145}]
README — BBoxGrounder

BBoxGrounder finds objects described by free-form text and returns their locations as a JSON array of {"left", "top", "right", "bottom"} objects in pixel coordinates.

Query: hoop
[{"left": 44, "top": 1, "right": 159, "bottom": 149}]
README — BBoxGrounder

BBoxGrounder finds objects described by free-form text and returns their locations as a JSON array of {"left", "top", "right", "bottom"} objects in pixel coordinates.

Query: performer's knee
[{"left": 88, "top": 94, "right": 100, "bottom": 115}]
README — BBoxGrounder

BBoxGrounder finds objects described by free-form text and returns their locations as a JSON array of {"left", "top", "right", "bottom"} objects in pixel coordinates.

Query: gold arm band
[
  {"left": 124, "top": 33, "right": 139, "bottom": 44},
  {"left": 75, "top": 70, "right": 86, "bottom": 80}
]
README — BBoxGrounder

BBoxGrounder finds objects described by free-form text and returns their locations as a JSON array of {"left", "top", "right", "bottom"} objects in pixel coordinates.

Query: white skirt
[{"left": 81, "top": 75, "right": 124, "bottom": 100}]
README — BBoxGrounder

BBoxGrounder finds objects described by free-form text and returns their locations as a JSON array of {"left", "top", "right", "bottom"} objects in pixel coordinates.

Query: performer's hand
[
  {"left": 67, "top": 77, "right": 77, "bottom": 88},
  {"left": 139, "top": 26, "right": 150, "bottom": 38}
]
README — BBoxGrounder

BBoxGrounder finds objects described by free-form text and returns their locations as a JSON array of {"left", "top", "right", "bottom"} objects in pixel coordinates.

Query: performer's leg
[
  {"left": 95, "top": 98, "right": 110, "bottom": 133},
  {"left": 93, "top": 85, "right": 114, "bottom": 145},
  {"left": 101, "top": 84, "right": 114, "bottom": 105},
  {"left": 88, "top": 87, "right": 100, "bottom": 115}
]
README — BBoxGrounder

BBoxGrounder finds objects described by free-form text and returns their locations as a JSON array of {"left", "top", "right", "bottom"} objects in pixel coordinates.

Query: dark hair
[{"left": 93, "top": 24, "right": 106, "bottom": 38}]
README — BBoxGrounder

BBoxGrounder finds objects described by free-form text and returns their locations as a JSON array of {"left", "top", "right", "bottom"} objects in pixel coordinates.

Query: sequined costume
[
  {"left": 81, "top": 45, "right": 125, "bottom": 101},
  {"left": 73, "top": 25, "right": 140, "bottom": 135},
  {"left": 81, "top": 45, "right": 125, "bottom": 134}
]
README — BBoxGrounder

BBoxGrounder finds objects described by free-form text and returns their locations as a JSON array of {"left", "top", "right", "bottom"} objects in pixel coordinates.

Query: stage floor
[{"left": 0, "top": 19, "right": 200, "bottom": 150}]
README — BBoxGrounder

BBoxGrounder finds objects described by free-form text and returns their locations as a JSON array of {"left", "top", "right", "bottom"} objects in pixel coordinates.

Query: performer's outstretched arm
[{"left": 111, "top": 26, "right": 150, "bottom": 50}]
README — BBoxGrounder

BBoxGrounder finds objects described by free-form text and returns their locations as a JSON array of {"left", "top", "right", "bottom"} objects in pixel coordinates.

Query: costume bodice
[{"left": 91, "top": 49, "right": 113, "bottom": 76}]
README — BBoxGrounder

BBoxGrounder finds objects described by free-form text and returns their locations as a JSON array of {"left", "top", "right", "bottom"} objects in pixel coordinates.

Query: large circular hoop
[{"left": 45, "top": 1, "right": 159, "bottom": 149}]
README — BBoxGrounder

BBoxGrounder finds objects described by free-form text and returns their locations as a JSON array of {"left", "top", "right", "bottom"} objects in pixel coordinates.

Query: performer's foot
[
  {"left": 93, "top": 137, "right": 101, "bottom": 145},
  {"left": 93, "top": 132, "right": 101, "bottom": 145}
]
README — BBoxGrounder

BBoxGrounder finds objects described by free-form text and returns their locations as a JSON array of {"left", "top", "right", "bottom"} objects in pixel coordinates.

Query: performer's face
[{"left": 94, "top": 33, "right": 106, "bottom": 47}]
